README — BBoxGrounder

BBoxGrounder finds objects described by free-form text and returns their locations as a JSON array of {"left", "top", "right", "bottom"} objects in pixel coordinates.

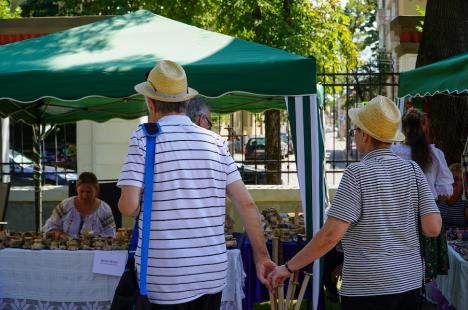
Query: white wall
[
  {"left": 399, "top": 53, "right": 418, "bottom": 72},
  {"left": 77, "top": 118, "right": 143, "bottom": 180}
]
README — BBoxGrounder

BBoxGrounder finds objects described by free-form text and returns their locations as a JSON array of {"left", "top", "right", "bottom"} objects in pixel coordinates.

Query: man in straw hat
[
  {"left": 268, "top": 95, "right": 442, "bottom": 309},
  {"left": 117, "top": 60, "right": 274, "bottom": 309}
]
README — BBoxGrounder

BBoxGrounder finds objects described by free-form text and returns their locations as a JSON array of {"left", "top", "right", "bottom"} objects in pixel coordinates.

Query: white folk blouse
[
  {"left": 42, "top": 196, "right": 116, "bottom": 238},
  {"left": 391, "top": 144, "right": 454, "bottom": 199}
]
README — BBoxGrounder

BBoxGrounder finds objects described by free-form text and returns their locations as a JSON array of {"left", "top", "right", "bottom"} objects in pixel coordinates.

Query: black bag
[{"left": 110, "top": 258, "right": 152, "bottom": 310}]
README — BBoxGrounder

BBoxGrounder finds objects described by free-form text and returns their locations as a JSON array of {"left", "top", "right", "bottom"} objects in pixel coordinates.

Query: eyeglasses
[
  {"left": 198, "top": 113, "right": 212, "bottom": 130},
  {"left": 205, "top": 116, "right": 212, "bottom": 130},
  {"left": 349, "top": 128, "right": 361, "bottom": 137}
]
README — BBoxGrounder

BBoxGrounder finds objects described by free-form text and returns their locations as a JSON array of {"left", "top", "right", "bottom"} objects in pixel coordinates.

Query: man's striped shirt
[
  {"left": 117, "top": 115, "right": 241, "bottom": 304},
  {"left": 327, "top": 148, "right": 439, "bottom": 296}
]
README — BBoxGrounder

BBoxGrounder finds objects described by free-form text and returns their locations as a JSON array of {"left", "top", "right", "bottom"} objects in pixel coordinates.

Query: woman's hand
[{"left": 267, "top": 265, "right": 291, "bottom": 289}]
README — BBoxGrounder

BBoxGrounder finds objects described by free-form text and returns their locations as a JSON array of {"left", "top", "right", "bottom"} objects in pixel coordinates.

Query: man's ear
[
  {"left": 145, "top": 97, "right": 154, "bottom": 112},
  {"left": 195, "top": 115, "right": 202, "bottom": 127},
  {"left": 362, "top": 131, "right": 370, "bottom": 143}
]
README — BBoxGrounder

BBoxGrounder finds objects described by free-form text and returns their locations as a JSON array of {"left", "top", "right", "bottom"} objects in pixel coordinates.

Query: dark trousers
[
  {"left": 341, "top": 288, "right": 420, "bottom": 310},
  {"left": 151, "top": 292, "right": 222, "bottom": 310}
]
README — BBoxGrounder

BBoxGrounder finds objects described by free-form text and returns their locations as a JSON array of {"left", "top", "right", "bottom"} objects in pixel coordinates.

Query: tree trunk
[
  {"left": 416, "top": 0, "right": 468, "bottom": 164},
  {"left": 265, "top": 110, "right": 282, "bottom": 184}
]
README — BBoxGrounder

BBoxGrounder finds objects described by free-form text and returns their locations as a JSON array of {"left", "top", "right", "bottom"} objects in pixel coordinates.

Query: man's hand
[{"left": 255, "top": 258, "right": 277, "bottom": 291}]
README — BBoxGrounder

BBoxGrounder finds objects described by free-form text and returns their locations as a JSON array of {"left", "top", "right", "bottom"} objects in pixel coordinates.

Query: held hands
[
  {"left": 255, "top": 258, "right": 277, "bottom": 291},
  {"left": 267, "top": 265, "right": 291, "bottom": 290}
]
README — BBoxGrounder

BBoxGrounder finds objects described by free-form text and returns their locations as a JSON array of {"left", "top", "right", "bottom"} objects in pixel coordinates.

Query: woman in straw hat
[{"left": 268, "top": 96, "right": 442, "bottom": 310}]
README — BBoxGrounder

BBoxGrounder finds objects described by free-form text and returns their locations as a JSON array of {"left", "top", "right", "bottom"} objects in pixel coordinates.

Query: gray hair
[
  {"left": 186, "top": 98, "right": 210, "bottom": 122},
  {"left": 151, "top": 99, "right": 187, "bottom": 114}
]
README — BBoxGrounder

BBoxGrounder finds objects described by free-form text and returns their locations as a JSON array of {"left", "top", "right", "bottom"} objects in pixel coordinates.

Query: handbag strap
[
  {"left": 139, "top": 122, "right": 161, "bottom": 296},
  {"left": 410, "top": 161, "right": 426, "bottom": 292},
  {"left": 127, "top": 216, "right": 139, "bottom": 261}
]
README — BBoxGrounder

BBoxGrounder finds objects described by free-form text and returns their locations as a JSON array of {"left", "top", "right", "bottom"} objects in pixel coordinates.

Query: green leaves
[
  {"left": 1, "top": 0, "right": 21, "bottom": 18},
  {"left": 18, "top": 0, "right": 365, "bottom": 72}
]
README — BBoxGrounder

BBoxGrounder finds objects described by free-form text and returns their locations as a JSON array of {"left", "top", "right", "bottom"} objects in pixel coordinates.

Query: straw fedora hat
[
  {"left": 135, "top": 60, "right": 198, "bottom": 102},
  {"left": 348, "top": 95, "right": 405, "bottom": 143}
]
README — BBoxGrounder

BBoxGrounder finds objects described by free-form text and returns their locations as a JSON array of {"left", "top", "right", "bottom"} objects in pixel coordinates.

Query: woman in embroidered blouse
[
  {"left": 392, "top": 108, "right": 452, "bottom": 282},
  {"left": 391, "top": 109, "right": 453, "bottom": 200},
  {"left": 43, "top": 172, "right": 116, "bottom": 238}
]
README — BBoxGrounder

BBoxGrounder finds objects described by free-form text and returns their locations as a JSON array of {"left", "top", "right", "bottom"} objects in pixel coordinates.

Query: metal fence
[
  {"left": 318, "top": 65, "right": 399, "bottom": 185},
  {"left": 2, "top": 121, "right": 77, "bottom": 186},
  {"left": 211, "top": 111, "right": 298, "bottom": 185}
]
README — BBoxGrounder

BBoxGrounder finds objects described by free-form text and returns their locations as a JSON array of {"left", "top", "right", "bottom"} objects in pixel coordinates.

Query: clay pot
[
  {"left": 31, "top": 239, "right": 45, "bottom": 250},
  {"left": 67, "top": 239, "right": 79, "bottom": 251},
  {"left": 23, "top": 237, "right": 33, "bottom": 249},
  {"left": 49, "top": 240, "right": 59, "bottom": 250},
  {"left": 9, "top": 236, "right": 23, "bottom": 248}
]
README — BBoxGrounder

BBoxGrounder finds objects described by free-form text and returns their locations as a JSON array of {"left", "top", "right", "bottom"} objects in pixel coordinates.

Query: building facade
[{"left": 377, "top": 0, "right": 426, "bottom": 72}]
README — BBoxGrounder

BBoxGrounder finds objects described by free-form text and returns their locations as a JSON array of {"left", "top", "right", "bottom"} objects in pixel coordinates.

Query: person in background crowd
[
  {"left": 391, "top": 108, "right": 452, "bottom": 282},
  {"left": 437, "top": 163, "right": 468, "bottom": 228},
  {"left": 268, "top": 96, "right": 441, "bottom": 310},
  {"left": 43, "top": 172, "right": 116, "bottom": 238},
  {"left": 186, "top": 98, "right": 212, "bottom": 130},
  {"left": 118, "top": 60, "right": 274, "bottom": 310},
  {"left": 392, "top": 108, "right": 453, "bottom": 201}
]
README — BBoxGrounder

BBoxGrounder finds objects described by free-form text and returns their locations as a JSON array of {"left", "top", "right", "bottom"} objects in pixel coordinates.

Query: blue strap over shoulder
[{"left": 138, "top": 122, "right": 161, "bottom": 296}]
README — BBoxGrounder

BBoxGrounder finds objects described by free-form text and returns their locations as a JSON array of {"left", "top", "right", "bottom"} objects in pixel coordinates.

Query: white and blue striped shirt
[
  {"left": 117, "top": 115, "right": 241, "bottom": 304},
  {"left": 328, "top": 148, "right": 439, "bottom": 296}
]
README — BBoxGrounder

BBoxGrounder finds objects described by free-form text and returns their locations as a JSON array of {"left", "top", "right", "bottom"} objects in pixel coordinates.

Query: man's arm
[
  {"left": 118, "top": 186, "right": 142, "bottom": 217},
  {"left": 420, "top": 213, "right": 442, "bottom": 237},
  {"left": 226, "top": 180, "right": 275, "bottom": 289}
]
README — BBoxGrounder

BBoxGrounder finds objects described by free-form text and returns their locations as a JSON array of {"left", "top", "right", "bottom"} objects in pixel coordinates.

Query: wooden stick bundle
[{"left": 294, "top": 272, "right": 311, "bottom": 310}]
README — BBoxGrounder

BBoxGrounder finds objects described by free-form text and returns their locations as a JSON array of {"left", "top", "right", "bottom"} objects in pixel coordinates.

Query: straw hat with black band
[
  {"left": 348, "top": 95, "right": 405, "bottom": 143},
  {"left": 135, "top": 60, "right": 198, "bottom": 102}
]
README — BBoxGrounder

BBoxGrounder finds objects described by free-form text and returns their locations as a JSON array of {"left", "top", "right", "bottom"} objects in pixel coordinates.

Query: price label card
[{"left": 92, "top": 251, "right": 127, "bottom": 276}]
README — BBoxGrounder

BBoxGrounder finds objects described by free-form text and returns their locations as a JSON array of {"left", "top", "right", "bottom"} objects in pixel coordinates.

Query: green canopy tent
[
  {"left": 398, "top": 52, "right": 468, "bottom": 98},
  {"left": 0, "top": 11, "right": 324, "bottom": 307}
]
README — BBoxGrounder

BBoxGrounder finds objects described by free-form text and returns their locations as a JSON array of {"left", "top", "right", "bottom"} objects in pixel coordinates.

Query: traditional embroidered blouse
[
  {"left": 42, "top": 196, "right": 116, "bottom": 238},
  {"left": 391, "top": 144, "right": 454, "bottom": 199}
]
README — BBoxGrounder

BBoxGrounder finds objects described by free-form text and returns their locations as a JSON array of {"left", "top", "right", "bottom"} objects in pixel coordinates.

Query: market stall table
[
  {"left": 0, "top": 248, "right": 245, "bottom": 310},
  {"left": 436, "top": 243, "right": 468, "bottom": 310}
]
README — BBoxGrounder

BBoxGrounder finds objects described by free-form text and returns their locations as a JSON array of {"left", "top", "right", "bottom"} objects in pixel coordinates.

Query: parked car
[
  {"left": 9, "top": 150, "right": 77, "bottom": 185},
  {"left": 237, "top": 164, "right": 267, "bottom": 185},
  {"left": 281, "top": 132, "right": 294, "bottom": 155},
  {"left": 244, "top": 136, "right": 288, "bottom": 162}
]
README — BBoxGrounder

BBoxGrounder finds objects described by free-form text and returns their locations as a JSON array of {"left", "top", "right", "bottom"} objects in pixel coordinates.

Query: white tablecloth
[
  {"left": 0, "top": 248, "right": 245, "bottom": 310},
  {"left": 436, "top": 245, "right": 468, "bottom": 310}
]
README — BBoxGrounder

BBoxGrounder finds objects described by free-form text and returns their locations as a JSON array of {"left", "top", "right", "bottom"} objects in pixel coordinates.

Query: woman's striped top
[{"left": 327, "top": 148, "right": 439, "bottom": 297}]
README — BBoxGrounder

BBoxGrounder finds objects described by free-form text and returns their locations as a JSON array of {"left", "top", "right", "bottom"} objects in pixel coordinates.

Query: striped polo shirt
[
  {"left": 117, "top": 115, "right": 241, "bottom": 304},
  {"left": 327, "top": 148, "right": 439, "bottom": 297}
]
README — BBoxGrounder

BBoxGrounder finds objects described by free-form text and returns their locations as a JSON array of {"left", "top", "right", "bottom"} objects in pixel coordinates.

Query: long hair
[{"left": 402, "top": 109, "right": 432, "bottom": 172}]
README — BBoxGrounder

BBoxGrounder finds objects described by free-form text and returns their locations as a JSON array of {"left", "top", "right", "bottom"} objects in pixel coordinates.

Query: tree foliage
[
  {"left": 0, "top": 0, "right": 21, "bottom": 18},
  {"left": 344, "top": 0, "right": 377, "bottom": 54},
  {"left": 20, "top": 0, "right": 362, "bottom": 72}
]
